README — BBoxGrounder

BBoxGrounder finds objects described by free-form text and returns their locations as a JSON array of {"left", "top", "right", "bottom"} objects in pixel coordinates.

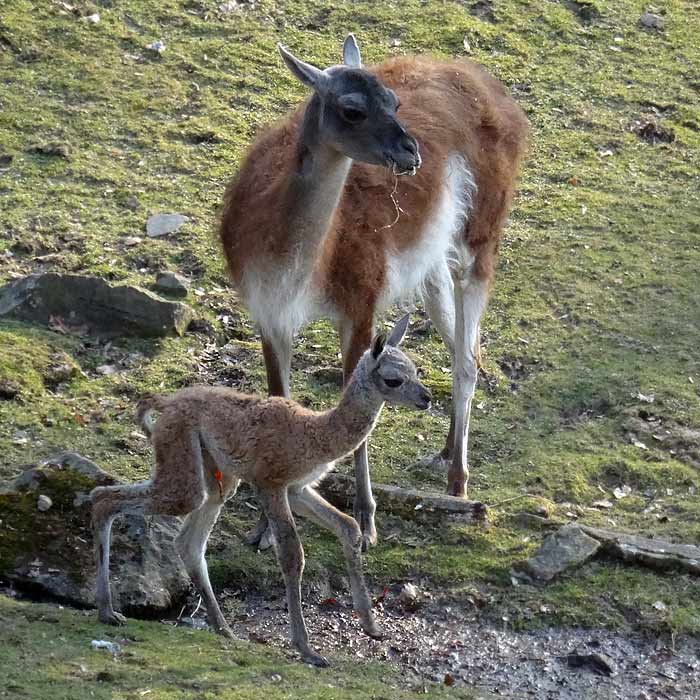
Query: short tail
[{"left": 136, "top": 394, "right": 169, "bottom": 438}]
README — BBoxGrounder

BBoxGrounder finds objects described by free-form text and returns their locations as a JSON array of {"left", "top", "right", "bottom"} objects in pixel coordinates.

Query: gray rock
[
  {"left": 146, "top": 40, "right": 166, "bottom": 55},
  {"left": 0, "top": 452, "right": 189, "bottom": 615},
  {"left": 0, "top": 273, "right": 194, "bottom": 337},
  {"left": 639, "top": 12, "right": 664, "bottom": 30},
  {"left": 512, "top": 524, "right": 601, "bottom": 582},
  {"left": 581, "top": 526, "right": 700, "bottom": 576},
  {"left": 124, "top": 195, "right": 140, "bottom": 211},
  {"left": 146, "top": 213, "right": 187, "bottom": 237},
  {"left": 154, "top": 271, "right": 189, "bottom": 298}
]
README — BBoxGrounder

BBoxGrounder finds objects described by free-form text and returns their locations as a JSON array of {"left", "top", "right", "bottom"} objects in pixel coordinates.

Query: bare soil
[{"left": 200, "top": 587, "right": 700, "bottom": 700}]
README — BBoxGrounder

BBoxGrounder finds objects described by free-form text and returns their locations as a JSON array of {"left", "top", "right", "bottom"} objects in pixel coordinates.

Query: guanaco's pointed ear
[
  {"left": 342, "top": 33, "right": 362, "bottom": 68},
  {"left": 387, "top": 313, "right": 410, "bottom": 347},
  {"left": 277, "top": 43, "right": 327, "bottom": 91},
  {"left": 371, "top": 333, "right": 386, "bottom": 360}
]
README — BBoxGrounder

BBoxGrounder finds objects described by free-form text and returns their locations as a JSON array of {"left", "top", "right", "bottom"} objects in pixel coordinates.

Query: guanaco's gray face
[
  {"left": 369, "top": 315, "right": 432, "bottom": 410},
  {"left": 278, "top": 35, "right": 421, "bottom": 173}
]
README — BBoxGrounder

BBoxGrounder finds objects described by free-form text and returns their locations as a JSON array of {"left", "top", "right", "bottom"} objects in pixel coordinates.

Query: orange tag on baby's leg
[{"left": 213, "top": 469, "right": 224, "bottom": 500}]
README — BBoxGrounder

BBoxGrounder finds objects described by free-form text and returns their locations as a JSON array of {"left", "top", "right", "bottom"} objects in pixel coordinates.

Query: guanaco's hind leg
[
  {"left": 289, "top": 486, "right": 381, "bottom": 638},
  {"left": 448, "top": 256, "right": 488, "bottom": 497},
  {"left": 421, "top": 260, "right": 457, "bottom": 467},
  {"left": 259, "top": 487, "right": 329, "bottom": 667},
  {"left": 91, "top": 427, "right": 206, "bottom": 626},
  {"left": 91, "top": 482, "right": 152, "bottom": 625}
]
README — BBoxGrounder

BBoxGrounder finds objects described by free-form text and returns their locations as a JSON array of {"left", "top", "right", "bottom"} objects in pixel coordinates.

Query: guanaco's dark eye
[
  {"left": 341, "top": 106, "right": 367, "bottom": 123},
  {"left": 384, "top": 378, "right": 403, "bottom": 388}
]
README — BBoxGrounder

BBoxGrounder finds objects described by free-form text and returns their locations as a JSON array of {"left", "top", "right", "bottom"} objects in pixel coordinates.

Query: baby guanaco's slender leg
[
  {"left": 289, "top": 485, "right": 381, "bottom": 638},
  {"left": 259, "top": 486, "right": 329, "bottom": 667}
]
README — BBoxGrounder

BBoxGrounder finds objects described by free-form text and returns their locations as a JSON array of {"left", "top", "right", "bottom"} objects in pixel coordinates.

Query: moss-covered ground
[{"left": 1, "top": 0, "right": 699, "bottom": 695}]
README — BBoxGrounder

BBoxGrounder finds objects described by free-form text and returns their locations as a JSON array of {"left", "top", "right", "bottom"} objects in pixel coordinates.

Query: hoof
[
  {"left": 243, "top": 518, "right": 268, "bottom": 547},
  {"left": 446, "top": 482, "right": 468, "bottom": 498},
  {"left": 362, "top": 622, "right": 384, "bottom": 640},
  {"left": 243, "top": 523, "right": 275, "bottom": 551},
  {"left": 355, "top": 509, "right": 378, "bottom": 551},
  {"left": 301, "top": 650, "right": 330, "bottom": 667},
  {"left": 98, "top": 610, "right": 126, "bottom": 626},
  {"left": 360, "top": 531, "right": 377, "bottom": 553}
]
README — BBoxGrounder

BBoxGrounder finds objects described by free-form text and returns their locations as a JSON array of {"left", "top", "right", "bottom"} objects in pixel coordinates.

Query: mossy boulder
[{"left": 0, "top": 452, "right": 188, "bottom": 615}]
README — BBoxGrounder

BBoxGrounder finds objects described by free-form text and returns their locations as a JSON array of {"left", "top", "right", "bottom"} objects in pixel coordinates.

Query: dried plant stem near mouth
[{"left": 378, "top": 162, "right": 417, "bottom": 231}]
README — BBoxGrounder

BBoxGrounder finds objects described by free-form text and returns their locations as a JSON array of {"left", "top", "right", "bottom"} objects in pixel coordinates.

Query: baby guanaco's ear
[
  {"left": 387, "top": 313, "right": 410, "bottom": 347},
  {"left": 371, "top": 333, "right": 386, "bottom": 360}
]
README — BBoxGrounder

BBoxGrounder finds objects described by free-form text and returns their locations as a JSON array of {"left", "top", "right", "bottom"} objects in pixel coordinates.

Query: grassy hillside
[{"left": 1, "top": 0, "right": 699, "bottom": 695}]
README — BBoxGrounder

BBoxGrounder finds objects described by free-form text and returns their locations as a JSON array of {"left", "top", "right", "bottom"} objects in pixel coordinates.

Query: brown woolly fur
[
  {"left": 220, "top": 55, "right": 528, "bottom": 317},
  {"left": 219, "top": 42, "right": 527, "bottom": 542},
  {"left": 90, "top": 326, "right": 431, "bottom": 666}
]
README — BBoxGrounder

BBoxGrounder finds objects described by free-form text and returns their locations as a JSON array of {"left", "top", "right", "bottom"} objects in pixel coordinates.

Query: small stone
[
  {"left": 154, "top": 271, "right": 190, "bottom": 298},
  {"left": 146, "top": 39, "right": 166, "bottom": 54},
  {"left": 84, "top": 12, "right": 99, "bottom": 23},
  {"left": 563, "top": 652, "right": 615, "bottom": 676},
  {"left": 146, "top": 213, "right": 188, "bottom": 237},
  {"left": 218, "top": 0, "right": 249, "bottom": 12},
  {"left": 37, "top": 495, "right": 53, "bottom": 512},
  {"left": 27, "top": 142, "right": 71, "bottom": 159},
  {"left": 124, "top": 195, "right": 140, "bottom": 211},
  {"left": 652, "top": 600, "right": 667, "bottom": 612},
  {"left": 613, "top": 485, "right": 632, "bottom": 499},
  {"left": 90, "top": 640, "right": 121, "bottom": 655},
  {"left": 639, "top": 12, "right": 665, "bottom": 30},
  {"left": 398, "top": 582, "right": 419, "bottom": 607},
  {"left": 592, "top": 500, "right": 614, "bottom": 509},
  {"left": 96, "top": 364, "right": 118, "bottom": 376},
  {"left": 123, "top": 236, "right": 142, "bottom": 247},
  {"left": 12, "top": 431, "right": 29, "bottom": 446}
]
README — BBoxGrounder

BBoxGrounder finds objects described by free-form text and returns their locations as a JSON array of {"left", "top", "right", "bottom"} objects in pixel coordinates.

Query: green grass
[
  {"left": 1, "top": 0, "right": 700, "bottom": 692},
  {"left": 0, "top": 596, "right": 475, "bottom": 699}
]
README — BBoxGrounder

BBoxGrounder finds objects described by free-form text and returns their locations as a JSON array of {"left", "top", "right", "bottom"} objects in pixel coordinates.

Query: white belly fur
[{"left": 378, "top": 153, "right": 476, "bottom": 311}]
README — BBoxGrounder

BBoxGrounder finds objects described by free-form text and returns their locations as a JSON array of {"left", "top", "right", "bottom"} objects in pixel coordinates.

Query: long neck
[
  {"left": 311, "top": 354, "right": 384, "bottom": 462},
  {"left": 280, "top": 95, "right": 352, "bottom": 272}
]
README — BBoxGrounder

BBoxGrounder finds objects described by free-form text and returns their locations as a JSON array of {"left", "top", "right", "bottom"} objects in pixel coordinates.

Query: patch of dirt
[
  {"left": 462, "top": 0, "right": 496, "bottom": 23},
  {"left": 560, "top": 0, "right": 601, "bottom": 23},
  {"left": 626, "top": 411, "right": 700, "bottom": 468},
  {"left": 171, "top": 586, "right": 700, "bottom": 699},
  {"left": 630, "top": 115, "right": 675, "bottom": 145}
]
